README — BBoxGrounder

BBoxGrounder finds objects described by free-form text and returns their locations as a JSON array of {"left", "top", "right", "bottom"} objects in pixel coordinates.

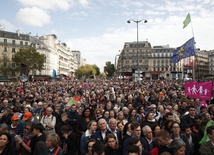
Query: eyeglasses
[
  {"left": 25, "top": 127, "right": 31, "bottom": 130},
  {"left": 12, "top": 120, "right": 19, "bottom": 121},
  {"left": 172, "top": 126, "right": 180, "bottom": 129}
]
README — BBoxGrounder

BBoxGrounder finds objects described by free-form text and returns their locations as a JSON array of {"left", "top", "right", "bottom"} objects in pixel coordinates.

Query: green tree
[
  {"left": 12, "top": 47, "right": 46, "bottom": 76},
  {"left": 75, "top": 64, "right": 96, "bottom": 78},
  {"left": 104, "top": 61, "right": 115, "bottom": 77},
  {"left": 0, "top": 54, "right": 12, "bottom": 76},
  {"left": 91, "top": 64, "right": 100, "bottom": 76}
]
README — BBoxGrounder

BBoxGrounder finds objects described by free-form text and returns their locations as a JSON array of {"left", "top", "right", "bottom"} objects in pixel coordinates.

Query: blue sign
[{"left": 20, "top": 75, "right": 28, "bottom": 82}]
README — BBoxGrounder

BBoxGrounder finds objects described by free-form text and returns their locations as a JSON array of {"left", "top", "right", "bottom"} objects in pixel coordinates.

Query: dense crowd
[{"left": 0, "top": 78, "right": 214, "bottom": 155}]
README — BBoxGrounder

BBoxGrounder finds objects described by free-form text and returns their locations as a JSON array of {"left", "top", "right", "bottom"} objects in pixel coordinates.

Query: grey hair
[
  {"left": 142, "top": 125, "right": 151, "bottom": 135},
  {"left": 169, "top": 139, "right": 186, "bottom": 152}
]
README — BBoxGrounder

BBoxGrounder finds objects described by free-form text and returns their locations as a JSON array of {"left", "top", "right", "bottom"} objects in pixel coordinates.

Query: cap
[
  {"left": 11, "top": 115, "right": 19, "bottom": 121},
  {"left": 23, "top": 112, "right": 32, "bottom": 121}
]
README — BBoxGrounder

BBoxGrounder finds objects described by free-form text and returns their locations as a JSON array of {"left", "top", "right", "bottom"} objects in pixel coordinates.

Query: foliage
[
  {"left": 75, "top": 64, "right": 97, "bottom": 78},
  {"left": 0, "top": 54, "right": 13, "bottom": 76},
  {"left": 91, "top": 64, "right": 100, "bottom": 76},
  {"left": 104, "top": 61, "right": 115, "bottom": 77},
  {"left": 12, "top": 47, "right": 46, "bottom": 76}
]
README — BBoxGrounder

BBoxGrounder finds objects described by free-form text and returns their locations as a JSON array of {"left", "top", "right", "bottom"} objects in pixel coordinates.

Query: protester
[
  {"left": 169, "top": 139, "right": 186, "bottom": 155},
  {"left": 0, "top": 132, "right": 14, "bottom": 155},
  {"left": 0, "top": 78, "right": 214, "bottom": 155},
  {"left": 85, "top": 139, "right": 96, "bottom": 155},
  {"left": 80, "top": 120, "right": 97, "bottom": 155},
  {"left": 30, "top": 123, "right": 47, "bottom": 155},
  {"left": 104, "top": 133, "right": 122, "bottom": 155},
  {"left": 8, "top": 114, "right": 23, "bottom": 135},
  {"left": 199, "top": 125, "right": 214, "bottom": 155},
  {"left": 91, "top": 118, "right": 111, "bottom": 143},
  {"left": 40, "top": 107, "right": 56, "bottom": 135},
  {"left": 16, "top": 122, "right": 35, "bottom": 155},
  {"left": 60, "top": 125, "right": 77, "bottom": 155},
  {"left": 46, "top": 133, "right": 63, "bottom": 155}
]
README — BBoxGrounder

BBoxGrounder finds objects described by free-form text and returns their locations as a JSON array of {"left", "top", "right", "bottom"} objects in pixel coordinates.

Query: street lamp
[{"left": 127, "top": 19, "right": 147, "bottom": 81}]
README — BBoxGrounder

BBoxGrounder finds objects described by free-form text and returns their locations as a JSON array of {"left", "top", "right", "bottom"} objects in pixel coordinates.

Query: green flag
[
  {"left": 199, "top": 120, "right": 214, "bottom": 144},
  {"left": 183, "top": 13, "right": 191, "bottom": 29}
]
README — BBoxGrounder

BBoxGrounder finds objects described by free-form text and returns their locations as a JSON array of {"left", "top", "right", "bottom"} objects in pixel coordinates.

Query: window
[
  {"left": 25, "top": 42, "right": 28, "bottom": 46},
  {"left": 12, "top": 40, "right": 15, "bottom": 45},
  {"left": 4, "top": 47, "right": 7, "bottom": 52},
  {"left": 20, "top": 41, "right": 23, "bottom": 46},
  {"left": 12, "top": 48, "right": 16, "bottom": 53},
  {"left": 4, "top": 39, "right": 7, "bottom": 44}
]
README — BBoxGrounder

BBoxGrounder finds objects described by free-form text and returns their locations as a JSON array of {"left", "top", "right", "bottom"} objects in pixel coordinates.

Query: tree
[
  {"left": 12, "top": 47, "right": 46, "bottom": 76},
  {"left": 75, "top": 64, "right": 97, "bottom": 78},
  {"left": 104, "top": 61, "right": 115, "bottom": 77},
  {"left": 91, "top": 64, "right": 100, "bottom": 76},
  {"left": 0, "top": 54, "right": 13, "bottom": 76}
]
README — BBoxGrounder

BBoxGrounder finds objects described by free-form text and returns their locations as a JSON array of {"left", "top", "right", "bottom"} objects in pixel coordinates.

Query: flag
[
  {"left": 67, "top": 97, "right": 76, "bottom": 106},
  {"left": 199, "top": 120, "right": 214, "bottom": 144},
  {"left": 52, "top": 69, "right": 57, "bottom": 78},
  {"left": 170, "top": 37, "right": 195, "bottom": 63},
  {"left": 183, "top": 13, "right": 191, "bottom": 29},
  {"left": 184, "top": 81, "right": 213, "bottom": 100}
]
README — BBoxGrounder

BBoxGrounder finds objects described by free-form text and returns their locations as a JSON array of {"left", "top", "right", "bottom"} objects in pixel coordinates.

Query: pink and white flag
[{"left": 184, "top": 81, "right": 213, "bottom": 100}]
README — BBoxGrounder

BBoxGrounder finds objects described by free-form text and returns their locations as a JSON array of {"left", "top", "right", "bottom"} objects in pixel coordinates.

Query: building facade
[
  {"left": 117, "top": 41, "right": 209, "bottom": 80},
  {"left": 117, "top": 41, "right": 152, "bottom": 79},
  {"left": 0, "top": 30, "right": 82, "bottom": 78},
  {"left": 208, "top": 50, "right": 214, "bottom": 76},
  {"left": 195, "top": 49, "right": 209, "bottom": 80}
]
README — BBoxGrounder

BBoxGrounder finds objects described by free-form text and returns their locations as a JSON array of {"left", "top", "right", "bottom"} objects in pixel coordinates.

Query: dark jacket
[
  {"left": 60, "top": 132, "right": 77, "bottom": 155},
  {"left": 47, "top": 146, "right": 63, "bottom": 155},
  {"left": 181, "top": 114, "right": 196, "bottom": 127},
  {"left": 30, "top": 133, "right": 47, "bottom": 155},
  {"left": 76, "top": 116, "right": 94, "bottom": 135},
  {"left": 141, "top": 137, "right": 155, "bottom": 152},
  {"left": 91, "top": 129, "right": 112, "bottom": 143},
  {"left": 199, "top": 140, "right": 214, "bottom": 155},
  {"left": 105, "top": 145, "right": 122, "bottom": 155}
]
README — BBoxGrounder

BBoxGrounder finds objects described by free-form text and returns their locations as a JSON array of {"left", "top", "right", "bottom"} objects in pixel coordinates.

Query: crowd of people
[{"left": 0, "top": 78, "right": 214, "bottom": 155}]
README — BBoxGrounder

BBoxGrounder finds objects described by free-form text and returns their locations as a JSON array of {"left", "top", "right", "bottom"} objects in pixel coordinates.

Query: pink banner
[{"left": 184, "top": 82, "right": 213, "bottom": 100}]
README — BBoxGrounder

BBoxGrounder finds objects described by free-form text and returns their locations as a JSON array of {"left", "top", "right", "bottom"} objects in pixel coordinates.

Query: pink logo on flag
[{"left": 184, "top": 82, "right": 213, "bottom": 100}]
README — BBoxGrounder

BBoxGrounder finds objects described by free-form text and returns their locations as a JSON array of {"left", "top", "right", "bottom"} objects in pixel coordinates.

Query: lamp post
[{"left": 127, "top": 19, "right": 147, "bottom": 81}]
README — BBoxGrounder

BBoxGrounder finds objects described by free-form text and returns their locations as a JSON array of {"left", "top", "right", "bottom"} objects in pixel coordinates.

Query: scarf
[{"left": 22, "top": 131, "right": 35, "bottom": 143}]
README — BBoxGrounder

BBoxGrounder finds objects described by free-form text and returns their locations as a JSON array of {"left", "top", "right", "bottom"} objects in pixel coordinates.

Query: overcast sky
[{"left": 0, "top": 0, "right": 214, "bottom": 71}]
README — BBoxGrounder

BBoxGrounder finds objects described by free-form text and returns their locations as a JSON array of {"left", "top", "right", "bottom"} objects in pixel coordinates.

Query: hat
[
  {"left": 23, "top": 112, "right": 32, "bottom": 121},
  {"left": 200, "top": 100, "right": 208, "bottom": 108},
  {"left": 11, "top": 115, "right": 19, "bottom": 121}
]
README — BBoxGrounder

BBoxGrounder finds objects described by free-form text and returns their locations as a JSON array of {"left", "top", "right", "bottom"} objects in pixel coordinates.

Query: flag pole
[{"left": 189, "top": 15, "right": 197, "bottom": 81}]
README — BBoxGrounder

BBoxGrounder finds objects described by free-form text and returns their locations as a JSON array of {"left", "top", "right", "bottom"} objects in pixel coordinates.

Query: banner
[{"left": 184, "top": 82, "right": 213, "bottom": 100}]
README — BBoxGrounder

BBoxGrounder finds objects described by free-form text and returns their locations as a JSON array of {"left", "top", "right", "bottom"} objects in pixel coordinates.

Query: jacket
[{"left": 199, "top": 141, "right": 214, "bottom": 155}]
